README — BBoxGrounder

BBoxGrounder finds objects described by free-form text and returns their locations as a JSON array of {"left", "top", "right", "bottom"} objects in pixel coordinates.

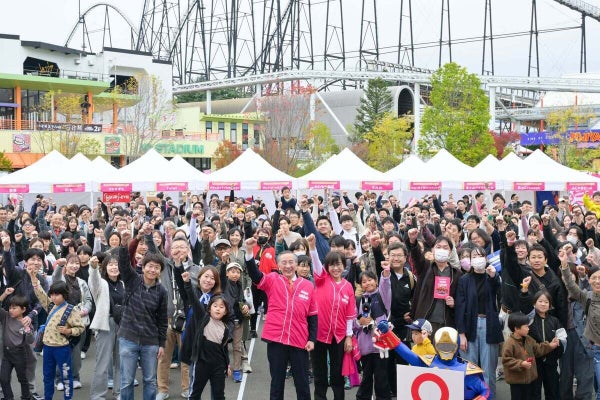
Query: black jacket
[{"left": 519, "top": 294, "right": 564, "bottom": 363}]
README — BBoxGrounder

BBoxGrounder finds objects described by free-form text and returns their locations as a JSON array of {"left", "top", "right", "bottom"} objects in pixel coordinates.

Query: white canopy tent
[
  {"left": 0, "top": 150, "right": 71, "bottom": 193},
  {"left": 206, "top": 148, "right": 296, "bottom": 191},
  {"left": 384, "top": 155, "right": 426, "bottom": 183},
  {"left": 168, "top": 156, "right": 209, "bottom": 191},
  {"left": 399, "top": 149, "right": 477, "bottom": 191},
  {"left": 297, "top": 148, "right": 394, "bottom": 190}
]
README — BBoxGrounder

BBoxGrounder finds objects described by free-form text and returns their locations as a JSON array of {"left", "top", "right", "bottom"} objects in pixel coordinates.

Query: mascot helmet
[{"left": 434, "top": 327, "right": 459, "bottom": 361}]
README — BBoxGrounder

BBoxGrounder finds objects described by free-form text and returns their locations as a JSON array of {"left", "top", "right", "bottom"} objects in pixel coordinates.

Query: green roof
[{"left": 0, "top": 72, "right": 110, "bottom": 94}]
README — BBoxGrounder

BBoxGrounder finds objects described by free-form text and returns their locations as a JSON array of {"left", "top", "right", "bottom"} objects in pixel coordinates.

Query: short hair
[
  {"left": 522, "top": 200, "right": 532, "bottom": 206},
  {"left": 466, "top": 215, "right": 480, "bottom": 224},
  {"left": 382, "top": 216, "right": 395, "bottom": 226},
  {"left": 141, "top": 252, "right": 165, "bottom": 271},
  {"left": 593, "top": 191, "right": 600, "bottom": 198},
  {"left": 344, "top": 239, "right": 356, "bottom": 250},
  {"left": 207, "top": 295, "right": 231, "bottom": 324},
  {"left": 276, "top": 250, "right": 297, "bottom": 264},
  {"left": 324, "top": 251, "right": 345, "bottom": 274},
  {"left": 329, "top": 235, "right": 346, "bottom": 248},
  {"left": 528, "top": 243, "right": 547, "bottom": 259},
  {"left": 493, "top": 193, "right": 505, "bottom": 203},
  {"left": 296, "top": 254, "right": 311, "bottom": 267},
  {"left": 388, "top": 242, "right": 408, "bottom": 256},
  {"left": 377, "top": 208, "right": 390, "bottom": 216},
  {"left": 281, "top": 186, "right": 291, "bottom": 192},
  {"left": 289, "top": 238, "right": 309, "bottom": 253},
  {"left": 316, "top": 215, "right": 332, "bottom": 229},
  {"left": 24, "top": 248, "right": 45, "bottom": 262},
  {"left": 279, "top": 215, "right": 291, "bottom": 225},
  {"left": 171, "top": 237, "right": 189, "bottom": 247},
  {"left": 76, "top": 245, "right": 93, "bottom": 256},
  {"left": 38, "top": 231, "right": 51, "bottom": 240},
  {"left": 21, "top": 218, "right": 36, "bottom": 226},
  {"left": 340, "top": 214, "right": 353, "bottom": 224},
  {"left": 60, "top": 231, "right": 74, "bottom": 241},
  {"left": 359, "top": 270, "right": 378, "bottom": 284},
  {"left": 48, "top": 281, "right": 69, "bottom": 298},
  {"left": 9, "top": 295, "right": 29, "bottom": 309},
  {"left": 508, "top": 312, "right": 530, "bottom": 332},
  {"left": 533, "top": 290, "right": 553, "bottom": 307}
]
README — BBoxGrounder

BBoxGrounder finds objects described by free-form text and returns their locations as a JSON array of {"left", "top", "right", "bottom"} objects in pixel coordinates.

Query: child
[
  {"left": 182, "top": 271, "right": 231, "bottom": 400},
  {"left": 31, "top": 278, "right": 85, "bottom": 400},
  {"left": 0, "top": 289, "right": 34, "bottom": 400},
  {"left": 355, "top": 266, "right": 391, "bottom": 400},
  {"left": 296, "top": 255, "right": 313, "bottom": 283},
  {"left": 519, "top": 286, "right": 563, "bottom": 400},
  {"left": 220, "top": 262, "right": 251, "bottom": 383},
  {"left": 406, "top": 318, "right": 436, "bottom": 356},
  {"left": 502, "top": 312, "right": 559, "bottom": 400}
]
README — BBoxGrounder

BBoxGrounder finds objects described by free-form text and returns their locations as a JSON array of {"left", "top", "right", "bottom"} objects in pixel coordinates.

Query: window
[
  {"left": 242, "top": 123, "right": 249, "bottom": 149},
  {"left": 184, "top": 157, "right": 212, "bottom": 171},
  {"left": 230, "top": 122, "right": 237, "bottom": 143},
  {"left": 218, "top": 122, "right": 225, "bottom": 140},
  {"left": 254, "top": 128, "right": 260, "bottom": 146},
  {"left": 205, "top": 121, "right": 212, "bottom": 134}
]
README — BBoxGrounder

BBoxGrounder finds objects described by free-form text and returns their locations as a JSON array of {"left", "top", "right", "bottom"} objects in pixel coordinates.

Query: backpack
[{"left": 47, "top": 303, "right": 81, "bottom": 348}]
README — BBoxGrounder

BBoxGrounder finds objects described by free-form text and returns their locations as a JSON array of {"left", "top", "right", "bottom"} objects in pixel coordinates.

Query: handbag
[
  {"left": 34, "top": 302, "right": 68, "bottom": 352},
  {"left": 169, "top": 267, "right": 186, "bottom": 333}
]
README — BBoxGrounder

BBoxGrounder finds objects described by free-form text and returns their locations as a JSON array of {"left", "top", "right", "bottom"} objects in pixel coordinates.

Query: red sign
[
  {"left": 409, "top": 182, "right": 442, "bottom": 191},
  {"left": 566, "top": 182, "right": 598, "bottom": 192},
  {"left": 513, "top": 182, "right": 545, "bottom": 191},
  {"left": 0, "top": 184, "right": 29, "bottom": 193},
  {"left": 308, "top": 180, "right": 340, "bottom": 189},
  {"left": 53, "top": 183, "right": 85, "bottom": 193},
  {"left": 100, "top": 183, "right": 132, "bottom": 192},
  {"left": 103, "top": 192, "right": 131, "bottom": 203},
  {"left": 156, "top": 182, "right": 188, "bottom": 192},
  {"left": 361, "top": 181, "right": 394, "bottom": 191},
  {"left": 260, "top": 181, "right": 292, "bottom": 190},
  {"left": 209, "top": 181, "right": 241, "bottom": 190},
  {"left": 463, "top": 182, "right": 496, "bottom": 191}
]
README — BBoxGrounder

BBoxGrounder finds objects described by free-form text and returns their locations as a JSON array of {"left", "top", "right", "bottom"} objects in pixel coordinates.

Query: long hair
[{"left": 198, "top": 266, "right": 222, "bottom": 296}]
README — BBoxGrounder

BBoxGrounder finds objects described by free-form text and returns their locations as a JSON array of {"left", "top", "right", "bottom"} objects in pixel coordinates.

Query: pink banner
[
  {"left": 156, "top": 182, "right": 189, "bottom": 192},
  {"left": 513, "top": 182, "right": 545, "bottom": 191},
  {"left": 260, "top": 181, "right": 292, "bottom": 190},
  {"left": 409, "top": 182, "right": 442, "bottom": 191},
  {"left": 463, "top": 182, "right": 496, "bottom": 191},
  {"left": 100, "top": 183, "right": 132, "bottom": 192},
  {"left": 53, "top": 183, "right": 85, "bottom": 193},
  {"left": 566, "top": 182, "right": 598, "bottom": 192},
  {"left": 308, "top": 180, "right": 340, "bottom": 189},
  {"left": 361, "top": 181, "right": 394, "bottom": 191},
  {"left": 209, "top": 182, "right": 241, "bottom": 191},
  {"left": 0, "top": 184, "right": 29, "bottom": 194}
]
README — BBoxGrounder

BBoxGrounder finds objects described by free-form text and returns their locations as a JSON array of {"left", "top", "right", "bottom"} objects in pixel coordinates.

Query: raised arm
[
  {"left": 118, "top": 245, "right": 136, "bottom": 285},
  {"left": 244, "top": 238, "right": 264, "bottom": 284}
]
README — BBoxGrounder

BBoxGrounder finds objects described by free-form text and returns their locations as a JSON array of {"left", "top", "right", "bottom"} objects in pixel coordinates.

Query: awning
[{"left": 4, "top": 153, "right": 45, "bottom": 169}]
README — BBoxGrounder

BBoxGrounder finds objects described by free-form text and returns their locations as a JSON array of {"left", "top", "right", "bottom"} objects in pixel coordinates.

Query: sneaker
[
  {"left": 170, "top": 362, "right": 179, "bottom": 369},
  {"left": 344, "top": 376, "right": 351, "bottom": 390},
  {"left": 233, "top": 370, "right": 242, "bottom": 383},
  {"left": 496, "top": 368, "right": 504, "bottom": 381},
  {"left": 285, "top": 367, "right": 292, "bottom": 379},
  {"left": 134, "top": 379, "right": 139, "bottom": 387},
  {"left": 108, "top": 379, "right": 113, "bottom": 389},
  {"left": 180, "top": 390, "right": 189, "bottom": 398},
  {"left": 156, "top": 392, "right": 170, "bottom": 400},
  {"left": 242, "top": 361, "right": 253, "bottom": 373},
  {"left": 250, "top": 330, "right": 257, "bottom": 338},
  {"left": 73, "top": 380, "right": 82, "bottom": 389},
  {"left": 56, "top": 382, "right": 65, "bottom": 391},
  {"left": 81, "top": 352, "right": 86, "bottom": 360},
  {"left": 31, "top": 393, "right": 43, "bottom": 400}
]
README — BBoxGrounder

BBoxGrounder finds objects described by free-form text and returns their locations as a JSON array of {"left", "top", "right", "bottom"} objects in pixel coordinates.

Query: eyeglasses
[{"left": 389, "top": 253, "right": 406, "bottom": 258}]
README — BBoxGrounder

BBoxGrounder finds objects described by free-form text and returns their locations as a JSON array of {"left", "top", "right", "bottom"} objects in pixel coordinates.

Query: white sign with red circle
[{"left": 397, "top": 365, "right": 464, "bottom": 400}]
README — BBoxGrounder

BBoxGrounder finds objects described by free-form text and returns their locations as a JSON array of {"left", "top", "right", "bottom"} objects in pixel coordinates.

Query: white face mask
[
  {"left": 294, "top": 251, "right": 305, "bottom": 256},
  {"left": 434, "top": 248, "right": 450, "bottom": 263},
  {"left": 566, "top": 236, "right": 578, "bottom": 246},
  {"left": 471, "top": 257, "right": 487, "bottom": 272}
]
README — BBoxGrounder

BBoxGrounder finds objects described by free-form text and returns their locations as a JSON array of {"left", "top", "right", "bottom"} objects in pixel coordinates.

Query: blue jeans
[
  {"left": 593, "top": 344, "right": 600, "bottom": 400},
  {"left": 459, "top": 316, "right": 499, "bottom": 399},
  {"left": 119, "top": 337, "right": 159, "bottom": 400}
]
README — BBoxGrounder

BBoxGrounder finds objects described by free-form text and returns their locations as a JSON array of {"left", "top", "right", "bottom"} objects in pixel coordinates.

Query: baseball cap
[
  {"left": 214, "top": 239, "right": 231, "bottom": 248},
  {"left": 406, "top": 318, "right": 433, "bottom": 334},
  {"left": 226, "top": 262, "right": 242, "bottom": 272}
]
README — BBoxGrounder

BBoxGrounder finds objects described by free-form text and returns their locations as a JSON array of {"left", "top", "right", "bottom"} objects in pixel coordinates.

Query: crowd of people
[{"left": 0, "top": 186, "right": 598, "bottom": 400}]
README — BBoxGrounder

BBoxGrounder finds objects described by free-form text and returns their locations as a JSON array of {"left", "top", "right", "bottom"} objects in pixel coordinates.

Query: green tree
[
  {"left": 418, "top": 62, "right": 493, "bottom": 166},
  {"left": 364, "top": 113, "right": 413, "bottom": 171},
  {"left": 296, "top": 122, "right": 340, "bottom": 176},
  {"left": 546, "top": 106, "right": 594, "bottom": 166},
  {"left": 0, "top": 153, "right": 12, "bottom": 172},
  {"left": 353, "top": 78, "right": 393, "bottom": 142}
]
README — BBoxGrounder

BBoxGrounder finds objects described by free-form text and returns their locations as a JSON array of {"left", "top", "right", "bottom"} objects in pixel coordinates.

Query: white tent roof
[
  {"left": 521, "top": 149, "right": 600, "bottom": 190},
  {"left": 0, "top": 150, "right": 72, "bottom": 193},
  {"left": 400, "top": 149, "right": 477, "bottom": 190},
  {"left": 384, "top": 155, "right": 426, "bottom": 181},
  {"left": 207, "top": 148, "right": 296, "bottom": 190},
  {"left": 297, "top": 148, "right": 393, "bottom": 190},
  {"left": 169, "top": 156, "right": 209, "bottom": 190}
]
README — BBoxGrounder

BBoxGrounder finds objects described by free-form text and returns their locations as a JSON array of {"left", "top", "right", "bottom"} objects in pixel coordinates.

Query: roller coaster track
[{"left": 553, "top": 0, "right": 600, "bottom": 21}]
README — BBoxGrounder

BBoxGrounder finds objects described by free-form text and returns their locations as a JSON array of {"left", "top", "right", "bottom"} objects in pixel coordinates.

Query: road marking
[{"left": 237, "top": 316, "right": 262, "bottom": 400}]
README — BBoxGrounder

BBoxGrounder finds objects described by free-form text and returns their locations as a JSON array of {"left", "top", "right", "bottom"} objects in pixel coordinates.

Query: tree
[
  {"left": 175, "top": 87, "right": 250, "bottom": 103},
  {"left": 546, "top": 106, "right": 595, "bottom": 166},
  {"left": 296, "top": 122, "right": 340, "bottom": 176},
  {"left": 257, "top": 89, "right": 314, "bottom": 175},
  {"left": 0, "top": 153, "right": 12, "bottom": 172},
  {"left": 364, "top": 113, "right": 413, "bottom": 171},
  {"left": 31, "top": 131, "right": 101, "bottom": 158},
  {"left": 353, "top": 78, "right": 393, "bottom": 142},
  {"left": 418, "top": 62, "right": 494, "bottom": 166},
  {"left": 213, "top": 140, "right": 243, "bottom": 169},
  {"left": 492, "top": 131, "right": 521, "bottom": 158},
  {"left": 119, "top": 74, "right": 174, "bottom": 162}
]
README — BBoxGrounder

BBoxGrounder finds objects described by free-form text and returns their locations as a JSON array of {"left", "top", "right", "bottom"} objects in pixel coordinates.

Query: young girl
[
  {"left": 519, "top": 284, "right": 564, "bottom": 400},
  {"left": 181, "top": 271, "right": 231, "bottom": 400},
  {"left": 355, "top": 266, "right": 391, "bottom": 400}
]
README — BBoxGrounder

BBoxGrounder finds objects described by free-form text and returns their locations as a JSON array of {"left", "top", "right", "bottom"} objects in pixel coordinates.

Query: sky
[{"left": 2, "top": 0, "right": 600, "bottom": 78}]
